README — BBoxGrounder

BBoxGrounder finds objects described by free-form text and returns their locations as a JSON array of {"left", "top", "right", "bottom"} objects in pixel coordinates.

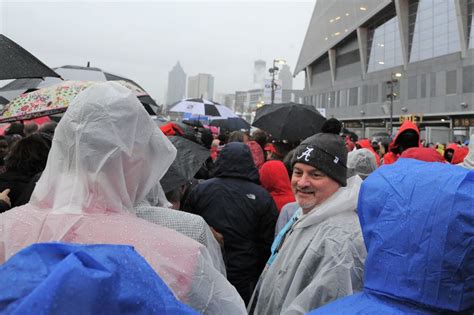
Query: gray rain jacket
[{"left": 250, "top": 175, "right": 367, "bottom": 315}]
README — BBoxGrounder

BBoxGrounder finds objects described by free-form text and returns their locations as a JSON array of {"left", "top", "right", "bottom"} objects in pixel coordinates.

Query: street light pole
[
  {"left": 387, "top": 72, "right": 402, "bottom": 136},
  {"left": 271, "top": 60, "right": 276, "bottom": 104},
  {"left": 389, "top": 80, "right": 394, "bottom": 135},
  {"left": 269, "top": 59, "right": 286, "bottom": 105}
]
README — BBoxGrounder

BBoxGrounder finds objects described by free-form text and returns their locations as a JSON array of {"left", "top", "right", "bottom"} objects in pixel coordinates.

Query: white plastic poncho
[
  {"left": 250, "top": 175, "right": 367, "bottom": 315},
  {"left": 0, "top": 82, "right": 246, "bottom": 314}
]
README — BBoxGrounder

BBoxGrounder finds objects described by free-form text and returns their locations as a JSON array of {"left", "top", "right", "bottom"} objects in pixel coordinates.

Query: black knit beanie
[{"left": 291, "top": 118, "right": 348, "bottom": 186}]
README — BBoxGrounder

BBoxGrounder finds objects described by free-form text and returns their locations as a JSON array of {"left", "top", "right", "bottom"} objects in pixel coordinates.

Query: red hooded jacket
[
  {"left": 383, "top": 121, "right": 420, "bottom": 165},
  {"left": 259, "top": 160, "right": 295, "bottom": 212},
  {"left": 451, "top": 147, "right": 469, "bottom": 164}
]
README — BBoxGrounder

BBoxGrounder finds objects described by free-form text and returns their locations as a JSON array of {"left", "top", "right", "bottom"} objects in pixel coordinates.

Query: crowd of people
[{"left": 0, "top": 81, "right": 472, "bottom": 314}]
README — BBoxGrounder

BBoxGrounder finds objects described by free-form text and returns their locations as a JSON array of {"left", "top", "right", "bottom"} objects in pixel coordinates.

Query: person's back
[
  {"left": 0, "top": 82, "right": 246, "bottom": 314},
  {"left": 0, "top": 134, "right": 50, "bottom": 207},
  {"left": 135, "top": 199, "right": 226, "bottom": 276},
  {"left": 183, "top": 142, "right": 278, "bottom": 304}
]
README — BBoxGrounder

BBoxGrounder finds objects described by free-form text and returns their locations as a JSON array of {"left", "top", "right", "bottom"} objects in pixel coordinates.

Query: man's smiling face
[{"left": 291, "top": 162, "right": 340, "bottom": 214}]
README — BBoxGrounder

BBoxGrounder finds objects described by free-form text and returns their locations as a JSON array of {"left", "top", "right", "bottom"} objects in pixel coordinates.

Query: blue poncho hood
[
  {"left": 310, "top": 159, "right": 474, "bottom": 314},
  {"left": 0, "top": 243, "right": 198, "bottom": 314}
]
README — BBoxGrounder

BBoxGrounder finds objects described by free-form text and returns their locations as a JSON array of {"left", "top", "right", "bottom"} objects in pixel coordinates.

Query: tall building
[
  {"left": 234, "top": 91, "right": 248, "bottom": 114},
  {"left": 223, "top": 93, "right": 236, "bottom": 111},
  {"left": 253, "top": 60, "right": 267, "bottom": 89},
  {"left": 166, "top": 62, "right": 186, "bottom": 106},
  {"left": 279, "top": 64, "right": 293, "bottom": 90},
  {"left": 296, "top": 0, "right": 474, "bottom": 143},
  {"left": 187, "top": 73, "right": 214, "bottom": 100}
]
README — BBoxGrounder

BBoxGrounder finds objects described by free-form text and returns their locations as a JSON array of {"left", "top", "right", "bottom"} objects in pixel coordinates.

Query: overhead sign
[
  {"left": 399, "top": 114, "right": 423, "bottom": 123},
  {"left": 263, "top": 79, "right": 282, "bottom": 104}
]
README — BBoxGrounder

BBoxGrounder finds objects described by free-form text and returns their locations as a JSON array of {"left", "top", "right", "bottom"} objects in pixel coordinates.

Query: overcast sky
[{"left": 1, "top": 0, "right": 314, "bottom": 103}]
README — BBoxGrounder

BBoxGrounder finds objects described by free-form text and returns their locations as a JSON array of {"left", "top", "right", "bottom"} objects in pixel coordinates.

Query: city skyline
[
  {"left": 166, "top": 61, "right": 187, "bottom": 105},
  {"left": 0, "top": 1, "right": 314, "bottom": 104}
]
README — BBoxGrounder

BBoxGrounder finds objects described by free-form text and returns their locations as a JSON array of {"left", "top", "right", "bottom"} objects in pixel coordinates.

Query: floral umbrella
[{"left": 0, "top": 80, "right": 146, "bottom": 123}]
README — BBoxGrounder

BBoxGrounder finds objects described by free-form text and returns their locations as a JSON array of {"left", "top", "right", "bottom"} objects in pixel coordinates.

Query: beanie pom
[{"left": 321, "top": 118, "right": 342, "bottom": 135}]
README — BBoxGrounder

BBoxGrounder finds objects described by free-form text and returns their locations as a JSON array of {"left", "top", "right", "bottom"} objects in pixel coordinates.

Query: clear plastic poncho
[{"left": 0, "top": 82, "right": 246, "bottom": 314}]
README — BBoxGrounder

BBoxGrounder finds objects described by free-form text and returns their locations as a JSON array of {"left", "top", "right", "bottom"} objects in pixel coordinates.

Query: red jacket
[
  {"left": 384, "top": 121, "right": 420, "bottom": 165},
  {"left": 246, "top": 141, "right": 265, "bottom": 169},
  {"left": 259, "top": 160, "right": 295, "bottom": 212},
  {"left": 401, "top": 147, "right": 445, "bottom": 163},
  {"left": 451, "top": 147, "right": 469, "bottom": 164}
]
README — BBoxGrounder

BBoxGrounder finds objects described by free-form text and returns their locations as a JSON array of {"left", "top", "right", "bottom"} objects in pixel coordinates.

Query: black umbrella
[
  {"left": 210, "top": 117, "right": 250, "bottom": 132},
  {"left": 0, "top": 34, "right": 60, "bottom": 80},
  {"left": 160, "top": 136, "right": 210, "bottom": 193},
  {"left": 252, "top": 103, "right": 327, "bottom": 142},
  {"left": 0, "top": 64, "right": 158, "bottom": 114},
  {"left": 0, "top": 96, "right": 9, "bottom": 105}
]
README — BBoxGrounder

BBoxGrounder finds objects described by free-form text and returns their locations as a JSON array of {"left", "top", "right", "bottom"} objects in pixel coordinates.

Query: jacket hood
[
  {"left": 390, "top": 120, "right": 420, "bottom": 149},
  {"left": 446, "top": 143, "right": 459, "bottom": 152},
  {"left": 213, "top": 142, "right": 259, "bottom": 183},
  {"left": 30, "top": 82, "right": 177, "bottom": 215},
  {"left": 259, "top": 160, "right": 294, "bottom": 210},
  {"left": 259, "top": 160, "right": 292, "bottom": 195},
  {"left": 451, "top": 146, "right": 469, "bottom": 165},
  {"left": 358, "top": 158, "right": 474, "bottom": 312}
]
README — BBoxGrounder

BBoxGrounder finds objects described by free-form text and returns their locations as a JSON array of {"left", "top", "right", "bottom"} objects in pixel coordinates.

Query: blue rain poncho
[
  {"left": 0, "top": 243, "right": 198, "bottom": 314},
  {"left": 310, "top": 159, "right": 474, "bottom": 314}
]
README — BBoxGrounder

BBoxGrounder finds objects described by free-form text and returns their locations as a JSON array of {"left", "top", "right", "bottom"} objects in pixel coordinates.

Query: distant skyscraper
[
  {"left": 253, "top": 60, "right": 266, "bottom": 89},
  {"left": 187, "top": 73, "right": 214, "bottom": 100},
  {"left": 278, "top": 64, "right": 293, "bottom": 90},
  {"left": 166, "top": 62, "right": 186, "bottom": 106}
]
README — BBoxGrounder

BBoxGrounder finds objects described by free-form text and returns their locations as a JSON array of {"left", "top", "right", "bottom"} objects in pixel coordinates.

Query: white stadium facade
[{"left": 295, "top": 0, "right": 474, "bottom": 143}]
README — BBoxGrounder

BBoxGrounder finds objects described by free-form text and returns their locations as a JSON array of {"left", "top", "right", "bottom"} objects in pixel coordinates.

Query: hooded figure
[
  {"left": 383, "top": 120, "right": 420, "bottom": 165},
  {"left": 355, "top": 139, "right": 380, "bottom": 166},
  {"left": 0, "top": 82, "right": 246, "bottom": 314},
  {"left": 249, "top": 120, "right": 366, "bottom": 315},
  {"left": 310, "top": 159, "right": 474, "bottom": 314},
  {"left": 451, "top": 146, "right": 469, "bottom": 165},
  {"left": 444, "top": 143, "right": 459, "bottom": 162},
  {"left": 347, "top": 148, "right": 378, "bottom": 179},
  {"left": 183, "top": 142, "right": 278, "bottom": 305},
  {"left": 259, "top": 159, "right": 295, "bottom": 212}
]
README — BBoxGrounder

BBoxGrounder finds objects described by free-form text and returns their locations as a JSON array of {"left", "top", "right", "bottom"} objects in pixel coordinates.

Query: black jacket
[
  {"left": 0, "top": 169, "right": 34, "bottom": 208},
  {"left": 183, "top": 142, "right": 278, "bottom": 304}
]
